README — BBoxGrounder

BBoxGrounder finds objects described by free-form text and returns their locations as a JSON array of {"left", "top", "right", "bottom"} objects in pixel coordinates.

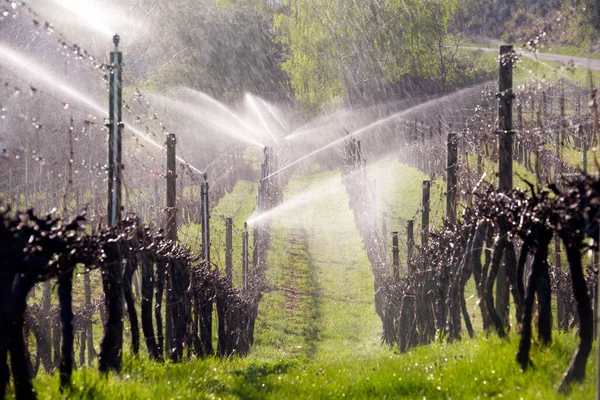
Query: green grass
[
  {"left": 30, "top": 333, "right": 595, "bottom": 399},
  {"left": 255, "top": 169, "right": 383, "bottom": 363}
]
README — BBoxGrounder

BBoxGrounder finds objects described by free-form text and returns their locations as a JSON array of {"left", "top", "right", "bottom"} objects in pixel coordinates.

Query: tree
[
  {"left": 274, "top": 0, "right": 458, "bottom": 111},
  {"left": 148, "top": 0, "right": 288, "bottom": 103}
]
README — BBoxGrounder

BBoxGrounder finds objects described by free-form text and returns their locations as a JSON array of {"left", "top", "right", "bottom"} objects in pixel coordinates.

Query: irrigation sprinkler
[
  {"left": 108, "top": 34, "right": 123, "bottom": 226},
  {"left": 201, "top": 172, "right": 210, "bottom": 269}
]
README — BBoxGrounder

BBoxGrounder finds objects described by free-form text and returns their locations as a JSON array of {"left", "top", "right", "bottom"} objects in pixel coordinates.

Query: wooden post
[
  {"left": 446, "top": 132, "right": 457, "bottom": 224},
  {"left": 557, "top": 80, "right": 565, "bottom": 185},
  {"left": 225, "top": 218, "right": 233, "bottom": 280},
  {"left": 242, "top": 223, "right": 249, "bottom": 290},
  {"left": 407, "top": 220, "right": 414, "bottom": 273},
  {"left": 421, "top": 180, "right": 430, "bottom": 247},
  {"left": 166, "top": 134, "right": 177, "bottom": 241},
  {"left": 201, "top": 173, "right": 210, "bottom": 269},
  {"left": 498, "top": 44, "right": 514, "bottom": 193},
  {"left": 542, "top": 90, "right": 547, "bottom": 121},
  {"left": 583, "top": 125, "right": 588, "bottom": 173},
  {"left": 107, "top": 35, "right": 122, "bottom": 226},
  {"left": 165, "top": 133, "right": 176, "bottom": 353},
  {"left": 391, "top": 231, "right": 400, "bottom": 282},
  {"left": 497, "top": 44, "right": 514, "bottom": 328}
]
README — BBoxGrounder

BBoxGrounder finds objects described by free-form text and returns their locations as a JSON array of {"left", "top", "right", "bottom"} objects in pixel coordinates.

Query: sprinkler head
[
  {"left": 113, "top": 34, "right": 120, "bottom": 46},
  {"left": 203, "top": 172, "right": 208, "bottom": 181}
]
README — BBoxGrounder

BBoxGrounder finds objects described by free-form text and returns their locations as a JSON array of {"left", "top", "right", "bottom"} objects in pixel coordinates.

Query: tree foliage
[
  {"left": 148, "top": 0, "right": 288, "bottom": 103},
  {"left": 274, "top": 0, "right": 459, "bottom": 111}
]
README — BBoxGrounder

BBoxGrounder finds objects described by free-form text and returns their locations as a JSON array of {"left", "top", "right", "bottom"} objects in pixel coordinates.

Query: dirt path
[{"left": 460, "top": 45, "right": 600, "bottom": 71}]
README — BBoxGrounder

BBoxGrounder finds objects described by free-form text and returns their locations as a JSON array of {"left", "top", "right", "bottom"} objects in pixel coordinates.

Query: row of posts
[
  {"left": 107, "top": 34, "right": 250, "bottom": 289},
  {"left": 390, "top": 180, "right": 430, "bottom": 278},
  {"left": 388, "top": 46, "right": 512, "bottom": 303}
]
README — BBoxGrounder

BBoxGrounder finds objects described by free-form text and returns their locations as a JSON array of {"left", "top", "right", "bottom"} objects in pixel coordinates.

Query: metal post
[
  {"left": 107, "top": 34, "right": 122, "bottom": 226},
  {"left": 422, "top": 180, "right": 430, "bottom": 247},
  {"left": 166, "top": 133, "right": 177, "bottom": 241},
  {"left": 446, "top": 132, "right": 457, "bottom": 224},
  {"left": 225, "top": 217, "right": 233, "bottom": 280},
  {"left": 497, "top": 44, "right": 514, "bottom": 328},
  {"left": 201, "top": 173, "right": 210, "bottom": 269},
  {"left": 242, "top": 222, "right": 249, "bottom": 290},
  {"left": 391, "top": 231, "right": 400, "bottom": 283}
]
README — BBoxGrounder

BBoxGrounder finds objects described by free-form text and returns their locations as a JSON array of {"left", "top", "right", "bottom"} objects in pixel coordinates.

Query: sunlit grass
[{"left": 30, "top": 333, "right": 595, "bottom": 399}]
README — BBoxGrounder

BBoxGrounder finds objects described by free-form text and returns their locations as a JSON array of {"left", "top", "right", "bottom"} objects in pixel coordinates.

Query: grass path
[{"left": 253, "top": 169, "right": 385, "bottom": 364}]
